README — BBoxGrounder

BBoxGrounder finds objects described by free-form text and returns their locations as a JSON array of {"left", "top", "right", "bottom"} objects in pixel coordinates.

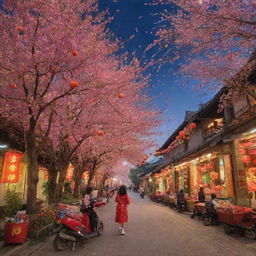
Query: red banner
[
  {"left": 66, "top": 164, "right": 74, "bottom": 181},
  {"left": 1, "top": 152, "right": 22, "bottom": 183}
]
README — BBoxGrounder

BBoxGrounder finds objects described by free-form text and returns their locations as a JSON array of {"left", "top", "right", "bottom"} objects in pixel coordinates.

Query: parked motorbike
[{"left": 54, "top": 202, "right": 104, "bottom": 251}]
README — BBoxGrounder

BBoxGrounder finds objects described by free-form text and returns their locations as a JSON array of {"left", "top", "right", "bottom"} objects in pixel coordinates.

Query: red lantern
[
  {"left": 118, "top": 93, "right": 125, "bottom": 99},
  {"left": 189, "top": 122, "right": 197, "bottom": 130},
  {"left": 239, "top": 149, "right": 247, "bottom": 155},
  {"left": 241, "top": 155, "right": 251, "bottom": 165},
  {"left": 70, "top": 80, "right": 78, "bottom": 89},
  {"left": 253, "top": 158, "right": 256, "bottom": 166},
  {"left": 9, "top": 83, "right": 17, "bottom": 89},
  {"left": 96, "top": 130, "right": 105, "bottom": 136},
  {"left": 17, "top": 26, "right": 24, "bottom": 32},
  {"left": 179, "top": 130, "right": 185, "bottom": 137},
  {"left": 70, "top": 50, "right": 78, "bottom": 56}
]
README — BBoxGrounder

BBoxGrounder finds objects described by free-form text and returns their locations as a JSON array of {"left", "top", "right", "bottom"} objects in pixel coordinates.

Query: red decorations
[
  {"left": 70, "top": 80, "right": 78, "bottom": 89},
  {"left": 117, "top": 93, "right": 125, "bottom": 99},
  {"left": 205, "top": 162, "right": 213, "bottom": 169},
  {"left": 17, "top": 26, "right": 24, "bottom": 32},
  {"left": 96, "top": 130, "right": 105, "bottom": 136},
  {"left": 65, "top": 164, "right": 74, "bottom": 181},
  {"left": 241, "top": 155, "right": 251, "bottom": 165},
  {"left": 70, "top": 50, "right": 78, "bottom": 56},
  {"left": 9, "top": 83, "right": 17, "bottom": 89},
  {"left": 1, "top": 152, "right": 22, "bottom": 183},
  {"left": 179, "top": 130, "right": 185, "bottom": 137},
  {"left": 189, "top": 122, "right": 197, "bottom": 130},
  {"left": 239, "top": 149, "right": 247, "bottom": 155},
  {"left": 210, "top": 172, "right": 219, "bottom": 180},
  {"left": 215, "top": 185, "right": 223, "bottom": 191}
]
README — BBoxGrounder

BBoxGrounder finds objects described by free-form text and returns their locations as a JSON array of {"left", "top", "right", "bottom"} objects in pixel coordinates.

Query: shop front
[
  {"left": 238, "top": 130, "right": 256, "bottom": 207},
  {"left": 172, "top": 151, "right": 234, "bottom": 201}
]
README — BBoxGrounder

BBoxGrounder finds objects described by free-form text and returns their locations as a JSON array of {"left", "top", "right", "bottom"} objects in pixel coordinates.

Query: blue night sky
[{"left": 99, "top": 0, "right": 214, "bottom": 147}]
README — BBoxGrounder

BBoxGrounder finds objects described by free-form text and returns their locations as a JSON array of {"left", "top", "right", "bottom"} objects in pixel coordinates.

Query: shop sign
[
  {"left": 1, "top": 152, "right": 22, "bottom": 183},
  {"left": 66, "top": 164, "right": 74, "bottom": 181}
]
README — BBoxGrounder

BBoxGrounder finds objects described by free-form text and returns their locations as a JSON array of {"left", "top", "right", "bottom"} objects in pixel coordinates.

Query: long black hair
[{"left": 118, "top": 185, "right": 127, "bottom": 196}]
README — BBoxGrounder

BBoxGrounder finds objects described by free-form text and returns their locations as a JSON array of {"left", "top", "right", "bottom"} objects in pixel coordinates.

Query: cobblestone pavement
[{"left": 15, "top": 192, "right": 256, "bottom": 256}]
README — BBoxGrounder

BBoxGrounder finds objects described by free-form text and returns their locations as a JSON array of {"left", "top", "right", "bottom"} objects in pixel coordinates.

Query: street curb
[{"left": 0, "top": 240, "right": 30, "bottom": 256}]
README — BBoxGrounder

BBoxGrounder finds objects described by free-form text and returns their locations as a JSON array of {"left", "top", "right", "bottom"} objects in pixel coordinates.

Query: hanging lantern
[
  {"left": 70, "top": 50, "right": 78, "bottom": 56},
  {"left": 189, "top": 122, "right": 197, "bottom": 130},
  {"left": 96, "top": 130, "right": 105, "bottom": 136},
  {"left": 17, "top": 26, "right": 24, "bottom": 32},
  {"left": 70, "top": 80, "right": 78, "bottom": 89},
  {"left": 179, "top": 130, "right": 185, "bottom": 137},
  {"left": 9, "top": 83, "right": 17, "bottom": 89},
  {"left": 118, "top": 93, "right": 125, "bottom": 99},
  {"left": 239, "top": 149, "right": 247, "bottom": 155},
  {"left": 241, "top": 155, "right": 251, "bottom": 165}
]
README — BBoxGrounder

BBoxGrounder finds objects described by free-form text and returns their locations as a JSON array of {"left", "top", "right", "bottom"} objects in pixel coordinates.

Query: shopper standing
[{"left": 115, "top": 185, "right": 130, "bottom": 235}]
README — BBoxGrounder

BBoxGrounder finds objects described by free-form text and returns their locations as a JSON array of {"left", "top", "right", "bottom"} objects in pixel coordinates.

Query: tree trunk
[
  {"left": 53, "top": 163, "right": 69, "bottom": 203},
  {"left": 48, "top": 165, "right": 58, "bottom": 204},
  {"left": 25, "top": 129, "right": 39, "bottom": 214},
  {"left": 87, "top": 168, "right": 96, "bottom": 188},
  {"left": 98, "top": 174, "right": 108, "bottom": 197},
  {"left": 73, "top": 167, "right": 83, "bottom": 198}
]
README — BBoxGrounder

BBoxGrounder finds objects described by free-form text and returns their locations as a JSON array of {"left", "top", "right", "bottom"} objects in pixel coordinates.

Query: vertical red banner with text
[{"left": 1, "top": 152, "right": 22, "bottom": 183}]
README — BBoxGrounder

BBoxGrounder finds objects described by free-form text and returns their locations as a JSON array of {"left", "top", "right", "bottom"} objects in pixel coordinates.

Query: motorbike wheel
[
  {"left": 245, "top": 229, "right": 256, "bottom": 240},
  {"left": 203, "top": 215, "right": 211, "bottom": 226},
  {"left": 53, "top": 234, "right": 71, "bottom": 251},
  {"left": 223, "top": 224, "right": 232, "bottom": 235},
  {"left": 97, "top": 221, "right": 104, "bottom": 236}
]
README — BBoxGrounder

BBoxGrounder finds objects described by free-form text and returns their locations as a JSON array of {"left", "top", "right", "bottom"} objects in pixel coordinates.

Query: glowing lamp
[
  {"left": 118, "top": 93, "right": 125, "bottom": 99},
  {"left": 70, "top": 80, "right": 78, "bottom": 89},
  {"left": 96, "top": 130, "right": 105, "bottom": 136},
  {"left": 71, "top": 50, "right": 78, "bottom": 56},
  {"left": 9, "top": 83, "right": 17, "bottom": 89}
]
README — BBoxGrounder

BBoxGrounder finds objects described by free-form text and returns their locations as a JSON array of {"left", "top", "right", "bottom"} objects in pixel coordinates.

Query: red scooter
[{"left": 54, "top": 202, "right": 105, "bottom": 251}]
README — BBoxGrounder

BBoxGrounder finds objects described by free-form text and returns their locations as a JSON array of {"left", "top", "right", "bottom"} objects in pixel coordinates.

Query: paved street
[{"left": 16, "top": 192, "right": 256, "bottom": 256}]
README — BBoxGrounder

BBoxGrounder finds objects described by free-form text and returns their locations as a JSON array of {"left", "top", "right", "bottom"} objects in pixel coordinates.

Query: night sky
[{"left": 99, "top": 0, "right": 213, "bottom": 147}]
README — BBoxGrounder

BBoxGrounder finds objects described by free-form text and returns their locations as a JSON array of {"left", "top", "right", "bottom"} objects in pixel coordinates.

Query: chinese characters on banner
[
  {"left": 65, "top": 164, "right": 74, "bottom": 181},
  {"left": 1, "top": 152, "right": 22, "bottom": 183}
]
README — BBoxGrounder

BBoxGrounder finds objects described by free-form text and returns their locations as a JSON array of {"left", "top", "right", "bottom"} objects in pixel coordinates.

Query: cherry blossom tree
[
  {"left": 151, "top": 0, "right": 256, "bottom": 97},
  {"left": 0, "top": 0, "right": 119, "bottom": 213}
]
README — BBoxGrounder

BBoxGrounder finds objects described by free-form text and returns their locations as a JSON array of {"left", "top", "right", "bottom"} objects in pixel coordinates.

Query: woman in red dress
[{"left": 115, "top": 185, "right": 130, "bottom": 235}]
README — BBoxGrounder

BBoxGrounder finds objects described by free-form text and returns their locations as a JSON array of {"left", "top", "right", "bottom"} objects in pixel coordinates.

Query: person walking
[{"left": 115, "top": 185, "right": 130, "bottom": 235}]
